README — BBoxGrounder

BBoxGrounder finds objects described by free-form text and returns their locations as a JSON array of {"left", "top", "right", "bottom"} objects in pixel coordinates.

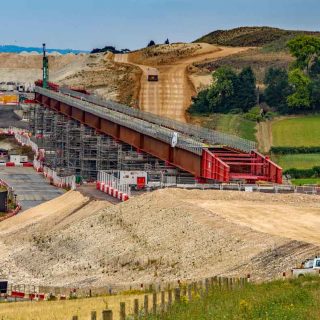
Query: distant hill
[
  {"left": 194, "top": 27, "right": 320, "bottom": 47},
  {"left": 0, "top": 45, "right": 88, "bottom": 55}
]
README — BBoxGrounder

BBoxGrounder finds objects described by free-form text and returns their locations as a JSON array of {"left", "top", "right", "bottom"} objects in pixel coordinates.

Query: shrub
[
  {"left": 271, "top": 146, "right": 320, "bottom": 154},
  {"left": 284, "top": 166, "right": 320, "bottom": 178},
  {"left": 243, "top": 106, "right": 263, "bottom": 121}
]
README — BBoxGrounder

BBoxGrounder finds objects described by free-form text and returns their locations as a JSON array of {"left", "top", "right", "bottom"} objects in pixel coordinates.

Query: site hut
[{"left": 111, "top": 170, "right": 148, "bottom": 190}]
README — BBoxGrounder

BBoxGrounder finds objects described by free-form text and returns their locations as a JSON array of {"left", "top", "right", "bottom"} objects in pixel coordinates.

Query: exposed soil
[
  {"left": 0, "top": 189, "right": 318, "bottom": 288},
  {"left": 256, "top": 120, "right": 273, "bottom": 153},
  {"left": 0, "top": 52, "right": 142, "bottom": 107},
  {"left": 114, "top": 44, "right": 249, "bottom": 122}
]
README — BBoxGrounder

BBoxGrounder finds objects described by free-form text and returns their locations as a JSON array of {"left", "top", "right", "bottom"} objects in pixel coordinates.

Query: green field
[
  {"left": 190, "top": 114, "right": 257, "bottom": 141},
  {"left": 272, "top": 153, "right": 320, "bottom": 170},
  {"left": 272, "top": 116, "right": 320, "bottom": 147},
  {"left": 148, "top": 277, "right": 320, "bottom": 320},
  {"left": 292, "top": 178, "right": 320, "bottom": 186}
]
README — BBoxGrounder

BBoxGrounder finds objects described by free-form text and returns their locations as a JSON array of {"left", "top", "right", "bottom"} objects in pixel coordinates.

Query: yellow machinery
[{"left": 0, "top": 94, "right": 19, "bottom": 105}]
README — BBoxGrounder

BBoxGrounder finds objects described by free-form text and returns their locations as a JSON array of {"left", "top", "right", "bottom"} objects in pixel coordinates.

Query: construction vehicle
[
  {"left": 147, "top": 68, "right": 159, "bottom": 82},
  {"left": 292, "top": 257, "right": 320, "bottom": 277},
  {"left": 0, "top": 280, "right": 8, "bottom": 295}
]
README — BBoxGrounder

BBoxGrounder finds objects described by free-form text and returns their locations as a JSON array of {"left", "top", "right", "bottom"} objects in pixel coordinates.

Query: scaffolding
[{"left": 28, "top": 105, "right": 192, "bottom": 181}]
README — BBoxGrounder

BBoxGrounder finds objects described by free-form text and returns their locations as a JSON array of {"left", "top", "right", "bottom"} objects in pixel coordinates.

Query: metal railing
[
  {"left": 171, "top": 183, "right": 320, "bottom": 195},
  {"left": 59, "top": 87, "right": 257, "bottom": 152},
  {"left": 36, "top": 87, "right": 204, "bottom": 155},
  {"left": 43, "top": 166, "right": 76, "bottom": 190},
  {"left": 98, "top": 171, "right": 131, "bottom": 197}
]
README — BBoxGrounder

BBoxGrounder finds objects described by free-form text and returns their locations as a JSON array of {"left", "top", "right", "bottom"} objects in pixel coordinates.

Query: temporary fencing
[
  {"left": 43, "top": 166, "right": 76, "bottom": 190},
  {"left": 0, "top": 127, "right": 76, "bottom": 191},
  {"left": 97, "top": 171, "right": 131, "bottom": 202}
]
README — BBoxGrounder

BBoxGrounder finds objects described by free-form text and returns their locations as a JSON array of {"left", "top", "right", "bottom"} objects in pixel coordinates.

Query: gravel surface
[
  {"left": 0, "top": 189, "right": 319, "bottom": 288},
  {"left": 0, "top": 167, "right": 64, "bottom": 211}
]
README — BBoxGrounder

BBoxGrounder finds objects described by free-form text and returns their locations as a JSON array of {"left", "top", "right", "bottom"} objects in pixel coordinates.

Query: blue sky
[{"left": 2, "top": 0, "right": 320, "bottom": 50}]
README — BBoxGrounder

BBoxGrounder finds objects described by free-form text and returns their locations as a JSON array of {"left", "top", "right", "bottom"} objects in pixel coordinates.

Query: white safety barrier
[
  {"left": 43, "top": 166, "right": 76, "bottom": 190},
  {"left": 97, "top": 171, "right": 131, "bottom": 202},
  {"left": 0, "top": 128, "right": 76, "bottom": 191},
  {"left": 1, "top": 127, "right": 39, "bottom": 156}
]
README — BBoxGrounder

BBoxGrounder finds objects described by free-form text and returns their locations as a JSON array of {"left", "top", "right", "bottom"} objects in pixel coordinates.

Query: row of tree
[
  {"left": 264, "top": 36, "right": 320, "bottom": 113},
  {"left": 189, "top": 66, "right": 257, "bottom": 114},
  {"left": 147, "top": 39, "right": 170, "bottom": 47},
  {"left": 91, "top": 46, "right": 130, "bottom": 54},
  {"left": 91, "top": 39, "right": 170, "bottom": 54},
  {"left": 189, "top": 35, "right": 320, "bottom": 115}
]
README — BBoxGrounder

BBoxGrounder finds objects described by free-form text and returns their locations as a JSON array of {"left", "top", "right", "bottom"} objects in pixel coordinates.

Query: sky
[{"left": 1, "top": 0, "right": 320, "bottom": 51}]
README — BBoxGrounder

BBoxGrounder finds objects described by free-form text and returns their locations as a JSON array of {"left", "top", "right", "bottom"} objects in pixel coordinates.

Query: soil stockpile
[{"left": 0, "top": 189, "right": 318, "bottom": 288}]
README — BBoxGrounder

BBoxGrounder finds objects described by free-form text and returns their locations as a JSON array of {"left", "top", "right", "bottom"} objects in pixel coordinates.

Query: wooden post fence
[
  {"left": 91, "top": 311, "right": 97, "bottom": 320},
  {"left": 152, "top": 292, "right": 157, "bottom": 314},
  {"left": 102, "top": 310, "right": 113, "bottom": 320},
  {"left": 120, "top": 302, "right": 126, "bottom": 320},
  {"left": 144, "top": 294, "right": 149, "bottom": 316},
  {"left": 134, "top": 299, "right": 139, "bottom": 319}
]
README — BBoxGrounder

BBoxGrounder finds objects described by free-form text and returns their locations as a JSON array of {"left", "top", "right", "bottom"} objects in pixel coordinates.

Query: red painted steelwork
[
  {"left": 35, "top": 90, "right": 283, "bottom": 184},
  {"left": 202, "top": 150, "right": 230, "bottom": 182}
]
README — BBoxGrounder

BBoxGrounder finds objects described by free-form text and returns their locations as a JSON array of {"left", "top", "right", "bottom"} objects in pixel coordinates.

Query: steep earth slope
[
  {"left": 0, "top": 189, "right": 318, "bottom": 288},
  {"left": 114, "top": 44, "right": 248, "bottom": 122},
  {"left": 194, "top": 26, "right": 320, "bottom": 47},
  {"left": 0, "top": 52, "right": 141, "bottom": 106}
]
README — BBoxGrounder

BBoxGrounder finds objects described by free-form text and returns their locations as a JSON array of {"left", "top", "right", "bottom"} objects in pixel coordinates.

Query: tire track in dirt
[
  {"left": 256, "top": 120, "right": 273, "bottom": 153},
  {"left": 114, "top": 45, "right": 250, "bottom": 122}
]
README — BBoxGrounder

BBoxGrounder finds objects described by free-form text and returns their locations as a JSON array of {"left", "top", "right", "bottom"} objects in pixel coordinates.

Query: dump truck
[
  {"left": 0, "top": 280, "right": 8, "bottom": 295},
  {"left": 292, "top": 257, "right": 320, "bottom": 277},
  {"left": 147, "top": 68, "right": 159, "bottom": 82}
]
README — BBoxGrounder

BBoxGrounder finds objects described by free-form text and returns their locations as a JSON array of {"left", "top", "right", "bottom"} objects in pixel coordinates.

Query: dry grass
[
  {"left": 194, "top": 26, "right": 320, "bottom": 47},
  {"left": 0, "top": 293, "right": 149, "bottom": 320},
  {"left": 194, "top": 48, "right": 293, "bottom": 83}
]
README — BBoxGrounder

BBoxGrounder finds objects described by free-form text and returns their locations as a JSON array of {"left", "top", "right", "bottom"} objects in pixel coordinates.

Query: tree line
[
  {"left": 189, "top": 35, "right": 320, "bottom": 115},
  {"left": 91, "top": 39, "right": 170, "bottom": 54}
]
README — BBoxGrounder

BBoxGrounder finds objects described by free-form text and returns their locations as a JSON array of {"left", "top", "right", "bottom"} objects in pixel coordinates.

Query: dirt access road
[{"left": 114, "top": 44, "right": 249, "bottom": 122}]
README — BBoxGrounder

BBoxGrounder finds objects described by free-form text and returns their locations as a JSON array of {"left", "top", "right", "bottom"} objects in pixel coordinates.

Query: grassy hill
[
  {"left": 194, "top": 49, "right": 293, "bottom": 83},
  {"left": 148, "top": 277, "right": 320, "bottom": 320},
  {"left": 194, "top": 26, "right": 320, "bottom": 47}
]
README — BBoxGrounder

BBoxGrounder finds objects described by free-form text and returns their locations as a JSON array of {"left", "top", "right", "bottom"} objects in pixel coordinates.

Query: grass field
[
  {"left": 190, "top": 114, "right": 257, "bottom": 141},
  {"left": 1, "top": 278, "right": 320, "bottom": 319},
  {"left": 272, "top": 115, "right": 320, "bottom": 147},
  {"left": 147, "top": 277, "right": 320, "bottom": 320},
  {"left": 271, "top": 153, "right": 320, "bottom": 170}
]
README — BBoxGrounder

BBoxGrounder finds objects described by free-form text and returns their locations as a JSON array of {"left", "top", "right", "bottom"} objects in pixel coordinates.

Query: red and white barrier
[
  {"left": 42, "top": 166, "right": 76, "bottom": 190},
  {"left": 0, "top": 162, "right": 34, "bottom": 167},
  {"left": 97, "top": 171, "right": 131, "bottom": 202}
]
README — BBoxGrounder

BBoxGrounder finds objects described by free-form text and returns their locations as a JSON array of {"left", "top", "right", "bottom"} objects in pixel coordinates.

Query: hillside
[
  {"left": 0, "top": 189, "right": 319, "bottom": 288},
  {"left": 193, "top": 48, "right": 293, "bottom": 83},
  {"left": 194, "top": 26, "right": 320, "bottom": 47},
  {"left": 114, "top": 43, "right": 248, "bottom": 121},
  {"left": 0, "top": 52, "right": 141, "bottom": 106},
  {"left": 0, "top": 45, "right": 87, "bottom": 54}
]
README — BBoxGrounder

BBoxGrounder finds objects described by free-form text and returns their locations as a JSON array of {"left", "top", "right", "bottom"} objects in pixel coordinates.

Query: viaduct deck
[{"left": 34, "top": 87, "right": 282, "bottom": 183}]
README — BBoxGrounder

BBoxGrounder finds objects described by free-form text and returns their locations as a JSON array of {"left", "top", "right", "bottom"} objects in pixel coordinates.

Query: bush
[
  {"left": 271, "top": 146, "right": 320, "bottom": 154},
  {"left": 243, "top": 106, "right": 263, "bottom": 121},
  {"left": 284, "top": 166, "right": 320, "bottom": 178}
]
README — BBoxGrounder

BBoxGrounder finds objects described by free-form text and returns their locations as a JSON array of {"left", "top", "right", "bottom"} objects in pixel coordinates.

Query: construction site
[
  {"left": 28, "top": 87, "right": 282, "bottom": 185},
  {"left": 0, "top": 40, "right": 319, "bottom": 320}
]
